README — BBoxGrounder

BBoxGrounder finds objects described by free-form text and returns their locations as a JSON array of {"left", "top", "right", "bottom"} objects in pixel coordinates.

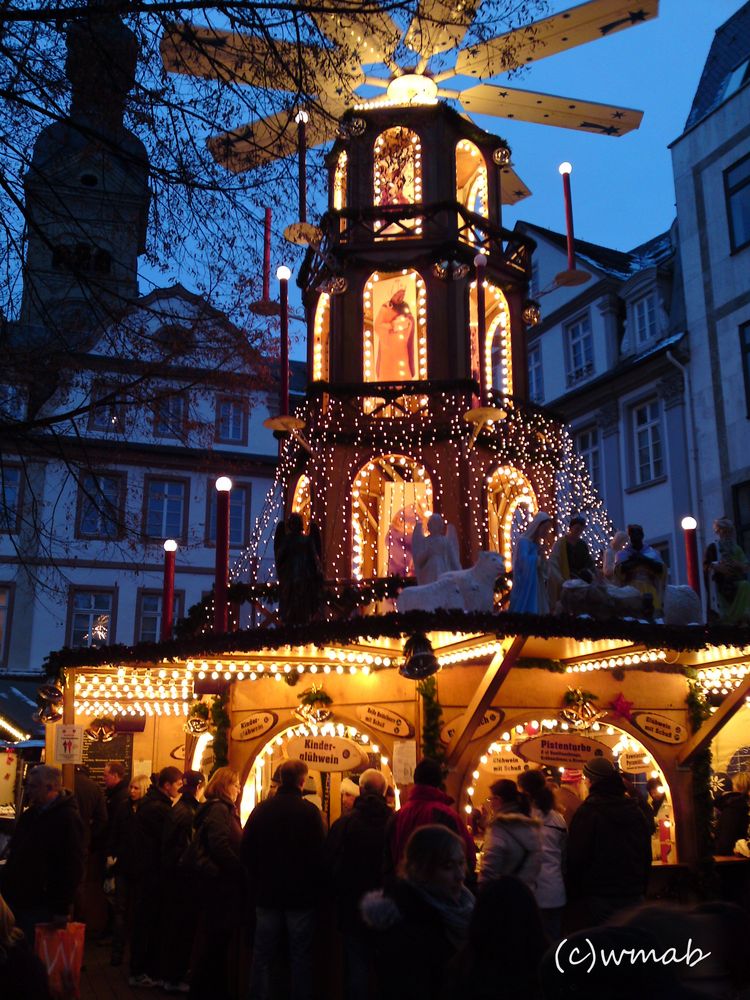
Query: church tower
[{"left": 21, "top": 5, "right": 150, "bottom": 338}]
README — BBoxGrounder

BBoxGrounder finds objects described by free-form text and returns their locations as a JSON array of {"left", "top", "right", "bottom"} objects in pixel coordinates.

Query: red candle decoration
[
  {"left": 277, "top": 265, "right": 291, "bottom": 416},
  {"left": 262, "top": 206, "right": 272, "bottom": 303},
  {"left": 559, "top": 162, "right": 575, "bottom": 271},
  {"left": 161, "top": 539, "right": 177, "bottom": 641},
  {"left": 295, "top": 109, "right": 309, "bottom": 224},
  {"left": 214, "top": 477, "right": 232, "bottom": 634},
  {"left": 681, "top": 516, "right": 700, "bottom": 597}
]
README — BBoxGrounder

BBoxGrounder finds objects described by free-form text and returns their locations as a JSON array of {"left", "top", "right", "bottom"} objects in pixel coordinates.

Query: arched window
[
  {"left": 312, "top": 293, "right": 330, "bottom": 382},
  {"left": 351, "top": 455, "right": 433, "bottom": 580},
  {"left": 333, "top": 151, "right": 347, "bottom": 237},
  {"left": 456, "top": 139, "right": 488, "bottom": 243},
  {"left": 469, "top": 281, "right": 512, "bottom": 398},
  {"left": 373, "top": 127, "right": 422, "bottom": 238},
  {"left": 291, "top": 474, "right": 312, "bottom": 531},
  {"left": 363, "top": 269, "right": 427, "bottom": 416},
  {"left": 486, "top": 466, "right": 537, "bottom": 568}
]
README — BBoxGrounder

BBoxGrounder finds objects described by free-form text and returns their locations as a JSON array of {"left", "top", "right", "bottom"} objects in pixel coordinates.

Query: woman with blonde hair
[
  {"left": 0, "top": 893, "right": 50, "bottom": 999},
  {"left": 715, "top": 771, "right": 750, "bottom": 856},
  {"left": 190, "top": 767, "right": 246, "bottom": 998}
]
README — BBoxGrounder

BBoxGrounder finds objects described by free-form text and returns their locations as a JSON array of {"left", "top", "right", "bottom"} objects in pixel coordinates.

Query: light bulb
[
  {"left": 276, "top": 265, "right": 292, "bottom": 282},
  {"left": 216, "top": 476, "right": 233, "bottom": 492},
  {"left": 163, "top": 539, "right": 178, "bottom": 552},
  {"left": 559, "top": 161, "right": 572, "bottom": 175}
]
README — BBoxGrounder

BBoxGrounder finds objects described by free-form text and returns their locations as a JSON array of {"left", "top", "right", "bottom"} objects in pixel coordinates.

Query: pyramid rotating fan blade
[
  {"left": 296, "top": 0, "right": 401, "bottom": 65},
  {"left": 404, "top": 0, "right": 483, "bottom": 60},
  {"left": 207, "top": 104, "right": 343, "bottom": 172},
  {"left": 161, "top": 22, "right": 321, "bottom": 92},
  {"left": 498, "top": 164, "right": 531, "bottom": 205},
  {"left": 456, "top": 0, "right": 658, "bottom": 80},
  {"left": 460, "top": 83, "right": 643, "bottom": 136}
]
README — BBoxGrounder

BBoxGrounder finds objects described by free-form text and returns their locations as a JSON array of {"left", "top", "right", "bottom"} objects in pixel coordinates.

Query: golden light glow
[
  {"left": 386, "top": 74, "right": 439, "bottom": 105},
  {"left": 373, "top": 127, "right": 422, "bottom": 238},
  {"left": 312, "top": 293, "right": 330, "bottom": 382},
  {"left": 469, "top": 281, "right": 512, "bottom": 398},
  {"left": 486, "top": 466, "right": 538, "bottom": 568}
]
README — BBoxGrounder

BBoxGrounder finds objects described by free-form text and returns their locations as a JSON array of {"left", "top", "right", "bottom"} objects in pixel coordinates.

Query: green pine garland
[
  {"left": 417, "top": 675, "right": 444, "bottom": 762},
  {"left": 686, "top": 681, "right": 717, "bottom": 897},
  {"left": 209, "top": 692, "right": 230, "bottom": 776}
]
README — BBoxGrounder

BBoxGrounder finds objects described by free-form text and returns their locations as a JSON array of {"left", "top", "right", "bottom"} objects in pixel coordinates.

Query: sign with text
[
  {"left": 392, "top": 739, "right": 417, "bottom": 786},
  {"left": 632, "top": 713, "right": 686, "bottom": 745},
  {"left": 81, "top": 732, "right": 133, "bottom": 784},
  {"left": 357, "top": 705, "right": 413, "bottom": 738},
  {"left": 286, "top": 735, "right": 367, "bottom": 773},
  {"left": 231, "top": 711, "right": 278, "bottom": 743},
  {"left": 440, "top": 708, "right": 504, "bottom": 745},
  {"left": 514, "top": 733, "right": 613, "bottom": 768},
  {"left": 55, "top": 725, "right": 84, "bottom": 764},
  {"left": 619, "top": 750, "right": 654, "bottom": 774},
  {"left": 489, "top": 748, "right": 528, "bottom": 776}
]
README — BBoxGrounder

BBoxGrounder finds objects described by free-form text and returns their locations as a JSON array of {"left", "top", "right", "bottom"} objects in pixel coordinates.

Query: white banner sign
[
  {"left": 632, "top": 713, "right": 686, "bottom": 745},
  {"left": 231, "top": 711, "right": 278, "bottom": 743},
  {"left": 440, "top": 708, "right": 504, "bottom": 745},
  {"left": 357, "top": 705, "right": 413, "bottom": 738},
  {"left": 286, "top": 735, "right": 367, "bottom": 772},
  {"left": 619, "top": 750, "right": 653, "bottom": 774},
  {"left": 392, "top": 739, "right": 417, "bottom": 786},
  {"left": 514, "top": 734, "right": 613, "bottom": 768},
  {"left": 55, "top": 724, "right": 84, "bottom": 764}
]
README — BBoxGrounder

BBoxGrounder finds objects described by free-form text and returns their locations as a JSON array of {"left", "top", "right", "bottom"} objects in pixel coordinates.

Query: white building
[
  {"left": 670, "top": 1, "right": 750, "bottom": 552},
  {"left": 0, "top": 14, "right": 294, "bottom": 675}
]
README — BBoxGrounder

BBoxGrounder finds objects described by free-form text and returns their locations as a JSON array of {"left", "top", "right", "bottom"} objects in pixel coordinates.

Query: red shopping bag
[{"left": 35, "top": 922, "right": 86, "bottom": 999}]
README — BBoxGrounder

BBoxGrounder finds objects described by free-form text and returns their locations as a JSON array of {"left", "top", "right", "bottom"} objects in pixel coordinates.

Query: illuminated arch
[
  {"left": 350, "top": 455, "right": 434, "bottom": 580},
  {"left": 456, "top": 139, "right": 488, "bottom": 239},
  {"left": 486, "top": 465, "right": 538, "bottom": 567},
  {"left": 291, "top": 474, "right": 312, "bottom": 531},
  {"left": 240, "top": 717, "right": 396, "bottom": 824},
  {"left": 312, "top": 292, "right": 330, "bottom": 382},
  {"left": 470, "top": 281, "right": 512, "bottom": 398},
  {"left": 373, "top": 127, "right": 423, "bottom": 238},
  {"left": 460, "top": 719, "right": 675, "bottom": 860}
]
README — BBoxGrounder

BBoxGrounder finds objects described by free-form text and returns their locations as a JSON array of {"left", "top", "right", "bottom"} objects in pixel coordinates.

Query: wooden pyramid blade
[
  {"left": 499, "top": 164, "right": 531, "bottom": 205},
  {"left": 161, "top": 23, "right": 319, "bottom": 91},
  {"left": 207, "top": 105, "right": 342, "bottom": 172},
  {"left": 404, "top": 0, "right": 483, "bottom": 59},
  {"left": 460, "top": 83, "right": 643, "bottom": 135},
  {"left": 297, "top": 1, "right": 401, "bottom": 65},
  {"left": 456, "top": 0, "right": 658, "bottom": 80}
]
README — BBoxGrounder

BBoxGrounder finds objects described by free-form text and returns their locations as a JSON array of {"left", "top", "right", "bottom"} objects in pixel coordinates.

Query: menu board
[{"left": 81, "top": 733, "right": 133, "bottom": 783}]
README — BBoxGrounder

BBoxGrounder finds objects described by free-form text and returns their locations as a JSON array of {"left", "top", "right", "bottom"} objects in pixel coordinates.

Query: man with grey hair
[
  {"left": 1, "top": 764, "right": 85, "bottom": 941},
  {"left": 326, "top": 769, "right": 390, "bottom": 1000}
]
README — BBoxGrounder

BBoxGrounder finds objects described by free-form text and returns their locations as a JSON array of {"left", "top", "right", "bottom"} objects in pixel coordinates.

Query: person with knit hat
[
  {"left": 340, "top": 776, "right": 360, "bottom": 815},
  {"left": 566, "top": 756, "right": 652, "bottom": 927}
]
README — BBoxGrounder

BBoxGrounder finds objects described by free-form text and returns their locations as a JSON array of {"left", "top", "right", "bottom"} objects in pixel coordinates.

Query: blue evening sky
[{"left": 495, "top": 0, "right": 747, "bottom": 249}]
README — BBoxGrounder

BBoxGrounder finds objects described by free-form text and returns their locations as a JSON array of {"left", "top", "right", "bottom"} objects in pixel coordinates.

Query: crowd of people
[{"left": 1, "top": 755, "right": 750, "bottom": 999}]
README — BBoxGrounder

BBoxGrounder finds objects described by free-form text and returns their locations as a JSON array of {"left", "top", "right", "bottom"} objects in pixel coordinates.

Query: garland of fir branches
[
  {"left": 686, "top": 681, "right": 717, "bottom": 897},
  {"left": 209, "top": 692, "right": 230, "bottom": 776},
  {"left": 417, "top": 675, "right": 444, "bottom": 762}
]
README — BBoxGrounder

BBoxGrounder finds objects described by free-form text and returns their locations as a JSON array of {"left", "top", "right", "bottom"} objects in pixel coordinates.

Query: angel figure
[
  {"left": 274, "top": 513, "right": 324, "bottom": 625},
  {"left": 412, "top": 513, "right": 461, "bottom": 585},
  {"left": 373, "top": 286, "right": 415, "bottom": 381}
]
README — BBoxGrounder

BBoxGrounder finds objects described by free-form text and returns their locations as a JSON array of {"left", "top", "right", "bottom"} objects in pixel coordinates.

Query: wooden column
[{"left": 62, "top": 669, "right": 75, "bottom": 792}]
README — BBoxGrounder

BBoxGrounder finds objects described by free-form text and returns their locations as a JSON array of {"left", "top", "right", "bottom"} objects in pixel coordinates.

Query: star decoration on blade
[{"left": 162, "top": 0, "right": 659, "bottom": 204}]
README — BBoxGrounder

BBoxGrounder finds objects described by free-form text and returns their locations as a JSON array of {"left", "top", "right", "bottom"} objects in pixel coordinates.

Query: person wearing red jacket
[{"left": 385, "top": 758, "right": 476, "bottom": 886}]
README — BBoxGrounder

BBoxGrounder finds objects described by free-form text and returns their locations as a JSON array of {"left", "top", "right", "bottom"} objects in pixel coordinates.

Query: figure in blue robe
[{"left": 509, "top": 511, "right": 553, "bottom": 614}]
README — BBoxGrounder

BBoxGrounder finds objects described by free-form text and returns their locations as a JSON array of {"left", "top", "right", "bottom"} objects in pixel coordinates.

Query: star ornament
[{"left": 609, "top": 693, "right": 634, "bottom": 720}]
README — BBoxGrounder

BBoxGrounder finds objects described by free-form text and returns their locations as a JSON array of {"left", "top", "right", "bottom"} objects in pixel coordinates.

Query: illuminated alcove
[
  {"left": 486, "top": 466, "right": 538, "bottom": 567},
  {"left": 469, "top": 281, "right": 512, "bottom": 398},
  {"left": 351, "top": 455, "right": 434, "bottom": 579},
  {"left": 373, "top": 126, "right": 422, "bottom": 238}
]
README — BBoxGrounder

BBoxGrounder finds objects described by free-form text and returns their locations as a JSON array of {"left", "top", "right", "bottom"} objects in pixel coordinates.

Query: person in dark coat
[
  {"left": 189, "top": 767, "right": 244, "bottom": 1000},
  {"left": 361, "top": 824, "right": 474, "bottom": 1000},
  {"left": 110, "top": 774, "right": 150, "bottom": 967},
  {"left": 103, "top": 761, "right": 130, "bottom": 854},
  {"left": 242, "top": 758, "right": 326, "bottom": 1000},
  {"left": 73, "top": 765, "right": 107, "bottom": 857},
  {"left": 566, "top": 757, "right": 652, "bottom": 926},
  {"left": 714, "top": 771, "right": 750, "bottom": 855},
  {"left": 385, "top": 758, "right": 476, "bottom": 885},
  {"left": 1, "top": 765, "right": 85, "bottom": 942},
  {"left": 128, "top": 766, "right": 183, "bottom": 988},
  {"left": 326, "top": 769, "right": 390, "bottom": 1000},
  {"left": 161, "top": 770, "right": 205, "bottom": 993},
  {"left": 0, "top": 893, "right": 51, "bottom": 1000}
]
